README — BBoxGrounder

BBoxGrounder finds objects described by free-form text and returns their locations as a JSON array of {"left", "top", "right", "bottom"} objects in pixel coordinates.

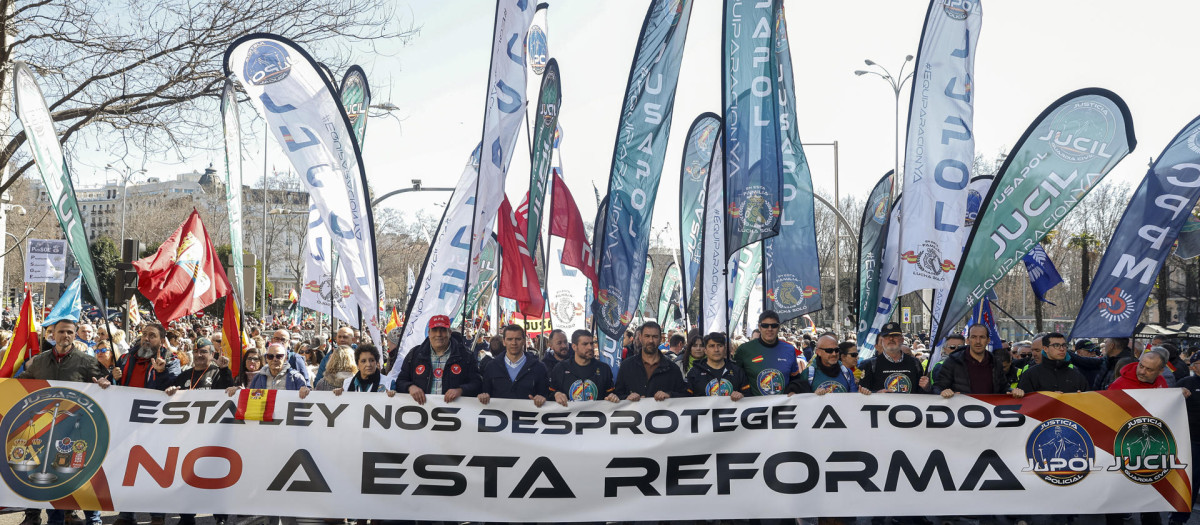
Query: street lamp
[
  {"left": 104, "top": 163, "right": 146, "bottom": 246},
  {"left": 854, "top": 55, "right": 914, "bottom": 195}
]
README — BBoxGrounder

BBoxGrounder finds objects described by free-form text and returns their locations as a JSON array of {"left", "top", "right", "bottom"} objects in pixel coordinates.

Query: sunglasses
[
  {"left": 817, "top": 347, "right": 839, "bottom": 353},
  {"left": 265, "top": 354, "right": 287, "bottom": 360},
  {"left": 846, "top": 352, "right": 859, "bottom": 357},
  {"left": 1020, "top": 353, "right": 1032, "bottom": 358},
  {"left": 760, "top": 323, "right": 780, "bottom": 329}
]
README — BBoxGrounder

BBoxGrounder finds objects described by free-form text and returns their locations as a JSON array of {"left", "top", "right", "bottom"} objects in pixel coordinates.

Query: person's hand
[
  {"left": 332, "top": 388, "right": 344, "bottom": 396},
  {"left": 530, "top": 394, "right": 546, "bottom": 408},
  {"left": 940, "top": 389, "right": 955, "bottom": 399},
  {"left": 152, "top": 357, "right": 166, "bottom": 373},
  {"left": 858, "top": 386, "right": 872, "bottom": 395},
  {"left": 604, "top": 393, "right": 620, "bottom": 403},
  {"left": 478, "top": 393, "right": 491, "bottom": 405},
  {"left": 1182, "top": 387, "right": 1192, "bottom": 398},
  {"left": 787, "top": 392, "right": 796, "bottom": 397},
  {"left": 918, "top": 376, "right": 930, "bottom": 390},
  {"left": 653, "top": 391, "right": 670, "bottom": 402},
  {"left": 216, "top": 355, "right": 230, "bottom": 369},
  {"left": 816, "top": 386, "right": 830, "bottom": 396},
  {"left": 555, "top": 392, "right": 569, "bottom": 407},
  {"left": 164, "top": 386, "right": 178, "bottom": 396},
  {"left": 731, "top": 391, "right": 744, "bottom": 401},
  {"left": 444, "top": 388, "right": 463, "bottom": 403},
  {"left": 93, "top": 377, "right": 111, "bottom": 389},
  {"left": 408, "top": 385, "right": 426, "bottom": 405},
  {"left": 386, "top": 390, "right": 396, "bottom": 398},
  {"left": 225, "top": 386, "right": 241, "bottom": 397},
  {"left": 298, "top": 386, "right": 311, "bottom": 399},
  {"left": 112, "top": 367, "right": 122, "bottom": 381},
  {"left": 1009, "top": 388, "right": 1025, "bottom": 399},
  {"left": 626, "top": 392, "right": 641, "bottom": 402}
]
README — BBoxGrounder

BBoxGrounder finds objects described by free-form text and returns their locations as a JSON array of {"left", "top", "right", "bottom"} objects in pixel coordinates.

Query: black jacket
[
  {"left": 548, "top": 358, "right": 615, "bottom": 401},
  {"left": 1016, "top": 358, "right": 1089, "bottom": 393},
  {"left": 685, "top": 361, "right": 749, "bottom": 397},
  {"left": 1179, "top": 375, "right": 1200, "bottom": 443},
  {"left": 859, "top": 352, "right": 928, "bottom": 393},
  {"left": 614, "top": 354, "right": 687, "bottom": 399},
  {"left": 168, "top": 364, "right": 234, "bottom": 390},
  {"left": 541, "top": 352, "right": 568, "bottom": 374},
  {"left": 933, "top": 349, "right": 1010, "bottom": 395},
  {"left": 394, "top": 338, "right": 482, "bottom": 396},
  {"left": 481, "top": 352, "right": 549, "bottom": 400},
  {"left": 1094, "top": 347, "right": 1134, "bottom": 390}
]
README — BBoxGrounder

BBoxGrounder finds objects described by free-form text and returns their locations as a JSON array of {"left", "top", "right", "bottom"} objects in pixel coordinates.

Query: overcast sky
[{"left": 73, "top": 0, "right": 1200, "bottom": 242}]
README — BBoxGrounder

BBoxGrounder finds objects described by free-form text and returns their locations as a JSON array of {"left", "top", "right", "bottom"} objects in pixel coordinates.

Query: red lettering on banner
[
  {"left": 123, "top": 446, "right": 179, "bottom": 488},
  {"left": 123, "top": 445, "right": 243, "bottom": 489}
]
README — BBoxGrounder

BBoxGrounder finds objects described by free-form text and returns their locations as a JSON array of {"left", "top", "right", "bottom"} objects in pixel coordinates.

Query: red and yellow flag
[
  {"left": 0, "top": 286, "right": 38, "bottom": 377},
  {"left": 384, "top": 307, "right": 401, "bottom": 333},
  {"left": 235, "top": 389, "right": 277, "bottom": 421},
  {"left": 222, "top": 294, "right": 245, "bottom": 377}
]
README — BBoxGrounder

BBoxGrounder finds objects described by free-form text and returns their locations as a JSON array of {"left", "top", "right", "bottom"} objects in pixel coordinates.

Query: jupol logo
[
  {"left": 732, "top": 186, "right": 779, "bottom": 234},
  {"left": 1097, "top": 287, "right": 1134, "bottom": 323},
  {"left": 243, "top": 40, "right": 293, "bottom": 86},
  {"left": 526, "top": 25, "right": 548, "bottom": 75},
  {"left": 1037, "top": 100, "right": 1118, "bottom": 163},
  {"left": 941, "top": 0, "right": 974, "bottom": 20},
  {"left": 1, "top": 388, "right": 109, "bottom": 502},
  {"left": 766, "top": 275, "right": 812, "bottom": 310},
  {"left": 1022, "top": 418, "right": 1097, "bottom": 486},
  {"left": 1110, "top": 416, "right": 1186, "bottom": 484},
  {"left": 684, "top": 160, "right": 708, "bottom": 183}
]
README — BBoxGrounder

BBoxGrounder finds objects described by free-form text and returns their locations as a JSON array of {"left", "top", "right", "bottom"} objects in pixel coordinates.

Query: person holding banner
[
  {"left": 786, "top": 334, "right": 860, "bottom": 395},
  {"left": 549, "top": 330, "right": 618, "bottom": 406},
  {"left": 333, "top": 345, "right": 394, "bottom": 395},
  {"left": 732, "top": 311, "right": 799, "bottom": 396},
  {"left": 479, "top": 324, "right": 549, "bottom": 407},
  {"left": 162, "top": 337, "right": 231, "bottom": 525},
  {"left": 685, "top": 332, "right": 748, "bottom": 400},
  {"left": 394, "top": 315, "right": 481, "bottom": 405},
  {"left": 935, "top": 325, "right": 1022, "bottom": 399},
  {"left": 1171, "top": 353, "right": 1200, "bottom": 525},
  {"left": 858, "top": 322, "right": 929, "bottom": 394},
  {"left": 614, "top": 321, "right": 686, "bottom": 402}
]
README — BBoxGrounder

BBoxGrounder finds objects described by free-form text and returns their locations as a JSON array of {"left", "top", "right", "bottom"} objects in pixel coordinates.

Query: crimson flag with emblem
[
  {"left": 549, "top": 172, "right": 597, "bottom": 287},
  {"left": 134, "top": 209, "right": 232, "bottom": 324}
]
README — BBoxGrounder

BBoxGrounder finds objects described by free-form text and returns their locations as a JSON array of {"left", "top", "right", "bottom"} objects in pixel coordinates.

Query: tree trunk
[
  {"left": 1158, "top": 262, "right": 1171, "bottom": 323},
  {"left": 1034, "top": 298, "right": 1044, "bottom": 333},
  {"left": 1080, "top": 245, "right": 1092, "bottom": 301}
]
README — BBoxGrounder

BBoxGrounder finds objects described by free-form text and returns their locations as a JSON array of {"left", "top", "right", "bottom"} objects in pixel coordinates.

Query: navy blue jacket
[
  {"left": 481, "top": 351, "right": 549, "bottom": 400},
  {"left": 112, "top": 344, "right": 181, "bottom": 390},
  {"left": 394, "top": 338, "right": 482, "bottom": 396}
]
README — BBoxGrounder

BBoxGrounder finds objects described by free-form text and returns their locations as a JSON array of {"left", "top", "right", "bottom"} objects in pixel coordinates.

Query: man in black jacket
[
  {"left": 1094, "top": 337, "right": 1134, "bottom": 390},
  {"left": 859, "top": 322, "right": 930, "bottom": 394},
  {"left": 1018, "top": 332, "right": 1088, "bottom": 393},
  {"left": 541, "top": 329, "right": 570, "bottom": 372},
  {"left": 394, "top": 315, "right": 481, "bottom": 404},
  {"left": 614, "top": 321, "right": 686, "bottom": 401},
  {"left": 479, "top": 324, "right": 548, "bottom": 407},
  {"left": 164, "top": 337, "right": 234, "bottom": 394},
  {"left": 935, "top": 324, "right": 1023, "bottom": 398},
  {"left": 549, "top": 330, "right": 619, "bottom": 405},
  {"left": 1172, "top": 353, "right": 1200, "bottom": 524}
]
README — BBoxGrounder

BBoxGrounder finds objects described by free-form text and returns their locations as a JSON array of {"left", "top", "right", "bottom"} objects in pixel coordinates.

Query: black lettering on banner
[
  {"left": 466, "top": 456, "right": 518, "bottom": 497},
  {"left": 413, "top": 455, "right": 466, "bottom": 496},
  {"left": 575, "top": 410, "right": 605, "bottom": 434},
  {"left": 610, "top": 410, "right": 643, "bottom": 435},
  {"left": 993, "top": 405, "right": 1026, "bottom": 427},
  {"left": 160, "top": 401, "right": 190, "bottom": 424},
  {"left": 666, "top": 454, "right": 710, "bottom": 496},
  {"left": 267, "top": 449, "right": 331, "bottom": 493},
  {"left": 763, "top": 451, "right": 818, "bottom": 494},
  {"left": 364, "top": 404, "right": 391, "bottom": 428},
  {"left": 509, "top": 457, "right": 574, "bottom": 498},
  {"left": 478, "top": 409, "right": 508, "bottom": 432},
  {"left": 208, "top": 400, "right": 244, "bottom": 424},
  {"left": 959, "top": 450, "right": 1022, "bottom": 491},
  {"left": 958, "top": 405, "right": 991, "bottom": 428},
  {"left": 681, "top": 409, "right": 709, "bottom": 433},
  {"left": 430, "top": 407, "right": 461, "bottom": 431},
  {"left": 362, "top": 452, "right": 409, "bottom": 495},
  {"left": 541, "top": 412, "right": 571, "bottom": 435},
  {"left": 716, "top": 453, "right": 759, "bottom": 494},
  {"left": 192, "top": 400, "right": 219, "bottom": 422},
  {"left": 861, "top": 405, "right": 886, "bottom": 428},
  {"left": 826, "top": 451, "right": 880, "bottom": 492},
  {"left": 605, "top": 457, "right": 661, "bottom": 497},
  {"left": 740, "top": 406, "right": 769, "bottom": 429},
  {"left": 396, "top": 405, "right": 428, "bottom": 430},
  {"left": 645, "top": 410, "right": 679, "bottom": 434},
  {"left": 287, "top": 402, "right": 314, "bottom": 426},
  {"left": 884, "top": 450, "right": 954, "bottom": 491},
  {"left": 511, "top": 411, "right": 539, "bottom": 434},
  {"left": 771, "top": 405, "right": 798, "bottom": 429},
  {"left": 315, "top": 402, "right": 347, "bottom": 427},
  {"left": 813, "top": 405, "right": 846, "bottom": 429},
  {"left": 889, "top": 405, "right": 923, "bottom": 429},
  {"left": 130, "top": 399, "right": 161, "bottom": 423},
  {"left": 712, "top": 407, "right": 738, "bottom": 431},
  {"left": 925, "top": 406, "right": 954, "bottom": 428}
]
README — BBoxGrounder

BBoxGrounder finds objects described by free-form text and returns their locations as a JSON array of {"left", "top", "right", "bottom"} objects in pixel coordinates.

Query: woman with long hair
[
  {"left": 315, "top": 346, "right": 356, "bottom": 391},
  {"left": 234, "top": 349, "right": 262, "bottom": 387}
]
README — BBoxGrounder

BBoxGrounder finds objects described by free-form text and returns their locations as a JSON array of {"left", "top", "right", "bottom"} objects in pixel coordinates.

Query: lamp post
[
  {"left": 104, "top": 164, "right": 146, "bottom": 246},
  {"left": 854, "top": 56, "right": 914, "bottom": 196}
]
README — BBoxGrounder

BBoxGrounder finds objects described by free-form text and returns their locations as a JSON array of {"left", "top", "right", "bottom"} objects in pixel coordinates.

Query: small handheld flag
[{"left": 235, "top": 389, "right": 277, "bottom": 421}]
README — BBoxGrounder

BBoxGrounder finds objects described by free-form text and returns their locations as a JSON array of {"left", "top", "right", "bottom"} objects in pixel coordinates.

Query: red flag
[
  {"left": 133, "top": 209, "right": 232, "bottom": 325},
  {"left": 515, "top": 191, "right": 530, "bottom": 235},
  {"left": 222, "top": 293, "right": 245, "bottom": 377},
  {"left": 0, "top": 285, "right": 38, "bottom": 377},
  {"left": 550, "top": 172, "right": 597, "bottom": 285},
  {"left": 497, "top": 197, "right": 544, "bottom": 316}
]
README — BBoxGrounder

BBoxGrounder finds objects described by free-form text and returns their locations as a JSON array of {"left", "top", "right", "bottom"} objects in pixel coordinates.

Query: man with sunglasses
[
  {"left": 732, "top": 311, "right": 799, "bottom": 396},
  {"left": 859, "top": 322, "right": 929, "bottom": 394},
  {"left": 270, "top": 328, "right": 310, "bottom": 386},
  {"left": 786, "top": 333, "right": 860, "bottom": 395}
]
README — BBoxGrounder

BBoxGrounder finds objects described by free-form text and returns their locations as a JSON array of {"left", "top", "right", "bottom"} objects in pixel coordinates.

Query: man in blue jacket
[
  {"left": 479, "top": 324, "right": 548, "bottom": 407},
  {"left": 395, "top": 315, "right": 481, "bottom": 404}
]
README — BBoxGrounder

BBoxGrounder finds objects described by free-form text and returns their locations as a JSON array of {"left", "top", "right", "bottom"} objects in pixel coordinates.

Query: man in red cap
[{"left": 393, "top": 314, "right": 481, "bottom": 404}]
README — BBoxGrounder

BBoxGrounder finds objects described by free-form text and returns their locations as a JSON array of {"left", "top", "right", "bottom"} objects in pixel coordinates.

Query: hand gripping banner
[
  {"left": 225, "top": 35, "right": 382, "bottom": 345},
  {"left": 933, "top": 88, "right": 1135, "bottom": 344},
  {"left": 1071, "top": 114, "right": 1200, "bottom": 338},
  {"left": 0, "top": 380, "right": 1188, "bottom": 520}
]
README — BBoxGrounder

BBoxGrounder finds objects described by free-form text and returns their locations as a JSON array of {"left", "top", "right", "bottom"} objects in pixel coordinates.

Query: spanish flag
[
  {"left": 0, "top": 285, "right": 38, "bottom": 377},
  {"left": 287, "top": 288, "right": 298, "bottom": 303},
  {"left": 235, "top": 389, "right": 278, "bottom": 421},
  {"left": 384, "top": 307, "right": 401, "bottom": 333},
  {"left": 222, "top": 294, "right": 246, "bottom": 377}
]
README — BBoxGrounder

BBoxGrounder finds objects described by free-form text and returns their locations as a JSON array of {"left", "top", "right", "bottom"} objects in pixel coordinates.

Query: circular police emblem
[
  {"left": 884, "top": 373, "right": 913, "bottom": 393},
  {"left": 243, "top": 40, "right": 293, "bottom": 86},
  {"left": 1113, "top": 416, "right": 1180, "bottom": 484},
  {"left": 569, "top": 379, "right": 599, "bottom": 401},
  {"left": 598, "top": 288, "right": 630, "bottom": 329},
  {"left": 1024, "top": 418, "right": 1095, "bottom": 486},
  {"left": 706, "top": 378, "right": 735, "bottom": 397},
  {"left": 696, "top": 124, "right": 716, "bottom": 155},
  {"left": 767, "top": 275, "right": 805, "bottom": 309},
  {"left": 757, "top": 369, "right": 785, "bottom": 395},
  {"left": 450, "top": 364, "right": 462, "bottom": 375},
  {"left": 0, "top": 387, "right": 109, "bottom": 501},
  {"left": 552, "top": 291, "right": 581, "bottom": 326},
  {"left": 527, "top": 25, "right": 548, "bottom": 75},
  {"left": 773, "top": 5, "right": 788, "bottom": 53},
  {"left": 816, "top": 380, "right": 847, "bottom": 393},
  {"left": 684, "top": 160, "right": 708, "bottom": 183},
  {"left": 871, "top": 194, "right": 890, "bottom": 225},
  {"left": 433, "top": 368, "right": 444, "bottom": 379},
  {"left": 415, "top": 365, "right": 426, "bottom": 376},
  {"left": 941, "top": 0, "right": 974, "bottom": 20},
  {"left": 1044, "top": 99, "right": 1118, "bottom": 163},
  {"left": 1097, "top": 287, "right": 1135, "bottom": 323}
]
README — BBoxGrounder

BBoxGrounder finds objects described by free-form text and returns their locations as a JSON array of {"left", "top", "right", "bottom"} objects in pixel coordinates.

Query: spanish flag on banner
[
  {"left": 0, "top": 285, "right": 38, "bottom": 377},
  {"left": 235, "top": 389, "right": 277, "bottom": 421},
  {"left": 222, "top": 294, "right": 245, "bottom": 377}
]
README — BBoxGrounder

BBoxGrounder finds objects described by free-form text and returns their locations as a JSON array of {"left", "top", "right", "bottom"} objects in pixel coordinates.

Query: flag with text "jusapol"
[
  {"left": 679, "top": 113, "right": 722, "bottom": 312},
  {"left": 226, "top": 34, "right": 382, "bottom": 346},
  {"left": 594, "top": 0, "right": 694, "bottom": 366},
  {"left": 898, "top": 0, "right": 982, "bottom": 295},
  {"left": 933, "top": 88, "right": 1135, "bottom": 344},
  {"left": 1071, "top": 114, "right": 1200, "bottom": 339}
]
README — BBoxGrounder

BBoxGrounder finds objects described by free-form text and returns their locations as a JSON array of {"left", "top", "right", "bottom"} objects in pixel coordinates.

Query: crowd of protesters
[{"left": 6, "top": 307, "right": 1199, "bottom": 525}]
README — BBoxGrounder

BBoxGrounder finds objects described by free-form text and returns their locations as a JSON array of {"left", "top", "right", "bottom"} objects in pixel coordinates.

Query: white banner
[
  {"left": 701, "top": 139, "right": 727, "bottom": 335},
  {"left": 470, "top": 0, "right": 535, "bottom": 289},
  {"left": 219, "top": 80, "right": 246, "bottom": 301},
  {"left": 226, "top": 35, "right": 381, "bottom": 346},
  {"left": 547, "top": 236, "right": 586, "bottom": 334},
  {"left": 24, "top": 239, "right": 66, "bottom": 283},
  {"left": 929, "top": 174, "right": 995, "bottom": 344},
  {"left": 861, "top": 197, "right": 903, "bottom": 356},
  {"left": 299, "top": 204, "right": 355, "bottom": 325},
  {"left": 746, "top": 273, "right": 764, "bottom": 338},
  {"left": 0, "top": 380, "right": 1189, "bottom": 520},
  {"left": 898, "top": 0, "right": 982, "bottom": 294}
]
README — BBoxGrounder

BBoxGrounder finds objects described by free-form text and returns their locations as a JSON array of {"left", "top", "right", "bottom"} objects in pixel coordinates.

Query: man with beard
[
  {"left": 164, "top": 337, "right": 232, "bottom": 525},
  {"left": 859, "top": 322, "right": 929, "bottom": 394},
  {"left": 614, "top": 321, "right": 685, "bottom": 401},
  {"left": 733, "top": 311, "right": 799, "bottom": 396},
  {"left": 395, "top": 315, "right": 481, "bottom": 405},
  {"left": 541, "top": 329, "right": 570, "bottom": 372},
  {"left": 787, "top": 333, "right": 862, "bottom": 395},
  {"left": 549, "top": 329, "right": 619, "bottom": 405},
  {"left": 935, "top": 324, "right": 1022, "bottom": 398}
]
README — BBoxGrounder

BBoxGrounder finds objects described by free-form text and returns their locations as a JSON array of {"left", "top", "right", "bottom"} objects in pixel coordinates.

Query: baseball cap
[
  {"left": 1189, "top": 352, "right": 1200, "bottom": 365},
  {"left": 428, "top": 315, "right": 452, "bottom": 330},
  {"left": 881, "top": 322, "right": 902, "bottom": 336},
  {"left": 1073, "top": 339, "right": 1096, "bottom": 351}
]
